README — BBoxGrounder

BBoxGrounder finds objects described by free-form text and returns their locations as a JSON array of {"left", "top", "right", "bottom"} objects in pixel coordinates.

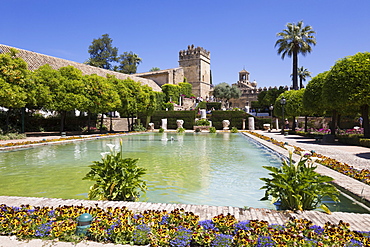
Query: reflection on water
[{"left": 0, "top": 133, "right": 367, "bottom": 212}]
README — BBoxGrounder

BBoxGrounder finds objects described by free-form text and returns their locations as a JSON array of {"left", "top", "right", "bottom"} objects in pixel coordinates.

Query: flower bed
[
  {"left": 0, "top": 204, "right": 369, "bottom": 246},
  {"left": 0, "top": 132, "right": 133, "bottom": 149},
  {"left": 247, "top": 131, "right": 370, "bottom": 186}
]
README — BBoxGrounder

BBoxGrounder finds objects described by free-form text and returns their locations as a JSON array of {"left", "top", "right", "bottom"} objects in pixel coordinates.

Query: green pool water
[{"left": 0, "top": 132, "right": 367, "bottom": 213}]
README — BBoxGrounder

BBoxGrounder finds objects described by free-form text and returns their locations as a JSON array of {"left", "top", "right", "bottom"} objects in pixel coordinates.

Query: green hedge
[
  {"left": 140, "top": 111, "right": 196, "bottom": 129},
  {"left": 206, "top": 102, "right": 222, "bottom": 110},
  {"left": 209, "top": 111, "right": 250, "bottom": 130},
  {"left": 337, "top": 134, "right": 362, "bottom": 145},
  {"left": 359, "top": 138, "right": 370, "bottom": 148}
]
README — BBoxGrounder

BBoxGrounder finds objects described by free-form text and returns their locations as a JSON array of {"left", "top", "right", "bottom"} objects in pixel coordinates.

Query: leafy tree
[
  {"left": 178, "top": 82, "right": 193, "bottom": 98},
  {"left": 161, "top": 84, "right": 180, "bottom": 103},
  {"left": 275, "top": 21, "right": 316, "bottom": 90},
  {"left": 274, "top": 89, "right": 305, "bottom": 130},
  {"left": 115, "top": 51, "right": 142, "bottom": 74},
  {"left": 323, "top": 52, "right": 370, "bottom": 137},
  {"left": 33, "top": 65, "right": 87, "bottom": 132},
  {"left": 116, "top": 79, "right": 151, "bottom": 130},
  {"left": 303, "top": 71, "right": 328, "bottom": 116},
  {"left": 82, "top": 74, "right": 121, "bottom": 132},
  {"left": 297, "top": 66, "right": 311, "bottom": 89},
  {"left": 213, "top": 82, "right": 241, "bottom": 108},
  {"left": 0, "top": 49, "right": 31, "bottom": 131},
  {"left": 138, "top": 89, "right": 162, "bottom": 127},
  {"left": 86, "top": 34, "right": 118, "bottom": 70},
  {"left": 302, "top": 72, "right": 328, "bottom": 132},
  {"left": 149, "top": 67, "right": 160, "bottom": 72},
  {"left": 255, "top": 86, "right": 287, "bottom": 112}
]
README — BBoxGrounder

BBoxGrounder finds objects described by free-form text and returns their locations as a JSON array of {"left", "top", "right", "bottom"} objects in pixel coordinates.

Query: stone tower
[{"left": 179, "top": 44, "right": 211, "bottom": 98}]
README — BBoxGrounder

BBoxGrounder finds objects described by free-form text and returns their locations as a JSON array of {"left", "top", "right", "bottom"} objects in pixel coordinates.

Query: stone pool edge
[{"left": 241, "top": 131, "right": 370, "bottom": 209}]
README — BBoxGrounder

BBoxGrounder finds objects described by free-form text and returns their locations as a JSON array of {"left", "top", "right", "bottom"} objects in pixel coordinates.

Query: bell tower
[
  {"left": 239, "top": 69, "right": 250, "bottom": 82},
  {"left": 179, "top": 45, "right": 211, "bottom": 98}
]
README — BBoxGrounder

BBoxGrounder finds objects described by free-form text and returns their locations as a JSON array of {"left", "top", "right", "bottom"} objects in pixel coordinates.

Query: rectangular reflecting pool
[{"left": 0, "top": 132, "right": 368, "bottom": 213}]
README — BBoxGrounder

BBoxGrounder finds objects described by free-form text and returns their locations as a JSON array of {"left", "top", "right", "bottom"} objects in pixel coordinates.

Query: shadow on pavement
[{"left": 356, "top": 153, "right": 370, "bottom": 160}]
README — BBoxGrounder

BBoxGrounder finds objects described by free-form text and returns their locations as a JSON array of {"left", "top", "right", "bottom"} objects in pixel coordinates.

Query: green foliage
[
  {"left": 230, "top": 127, "right": 238, "bottom": 133},
  {"left": 83, "top": 74, "right": 120, "bottom": 114},
  {"left": 260, "top": 146, "right": 339, "bottom": 211},
  {"left": 196, "top": 101, "right": 207, "bottom": 110},
  {"left": 255, "top": 86, "right": 287, "bottom": 111},
  {"left": 195, "top": 119, "right": 210, "bottom": 126},
  {"left": 303, "top": 71, "right": 328, "bottom": 115},
  {"left": 274, "top": 89, "right": 305, "bottom": 118},
  {"left": 323, "top": 52, "right": 370, "bottom": 109},
  {"left": 149, "top": 67, "right": 160, "bottom": 72},
  {"left": 115, "top": 51, "right": 142, "bottom": 74},
  {"left": 359, "top": 138, "right": 370, "bottom": 148},
  {"left": 209, "top": 127, "right": 216, "bottom": 133},
  {"left": 132, "top": 123, "right": 146, "bottom": 132},
  {"left": 161, "top": 84, "right": 180, "bottom": 103},
  {"left": 86, "top": 34, "right": 118, "bottom": 70},
  {"left": 162, "top": 102, "right": 174, "bottom": 111},
  {"left": 0, "top": 131, "right": 26, "bottom": 140},
  {"left": 83, "top": 140, "right": 147, "bottom": 201},
  {"left": 323, "top": 52, "right": 370, "bottom": 137},
  {"left": 210, "top": 111, "right": 249, "bottom": 130},
  {"left": 176, "top": 127, "right": 186, "bottom": 133},
  {"left": 297, "top": 66, "right": 311, "bottom": 89},
  {"left": 178, "top": 82, "right": 193, "bottom": 98},
  {"left": 275, "top": 21, "right": 316, "bottom": 90},
  {"left": 0, "top": 49, "right": 29, "bottom": 109},
  {"left": 213, "top": 83, "right": 241, "bottom": 107},
  {"left": 206, "top": 102, "right": 222, "bottom": 110},
  {"left": 146, "top": 111, "right": 196, "bottom": 129},
  {"left": 158, "top": 127, "right": 164, "bottom": 133}
]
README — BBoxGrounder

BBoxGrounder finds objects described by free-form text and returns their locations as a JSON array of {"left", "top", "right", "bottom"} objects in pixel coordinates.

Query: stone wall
[{"left": 134, "top": 68, "right": 184, "bottom": 87}]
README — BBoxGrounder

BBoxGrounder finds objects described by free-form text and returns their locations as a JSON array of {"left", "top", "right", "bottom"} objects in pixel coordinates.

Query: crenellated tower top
[{"left": 179, "top": 44, "right": 210, "bottom": 60}]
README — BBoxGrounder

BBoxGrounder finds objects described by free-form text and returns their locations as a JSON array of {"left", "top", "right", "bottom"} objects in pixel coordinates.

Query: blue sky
[{"left": 2, "top": 0, "right": 370, "bottom": 88}]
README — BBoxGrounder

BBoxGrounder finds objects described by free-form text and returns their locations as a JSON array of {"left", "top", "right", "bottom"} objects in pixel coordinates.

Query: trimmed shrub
[
  {"left": 206, "top": 102, "right": 222, "bottom": 110},
  {"left": 337, "top": 134, "right": 362, "bottom": 145},
  {"left": 195, "top": 119, "right": 210, "bottom": 126},
  {"left": 209, "top": 127, "right": 216, "bottom": 133},
  {"left": 359, "top": 138, "right": 370, "bottom": 148}
]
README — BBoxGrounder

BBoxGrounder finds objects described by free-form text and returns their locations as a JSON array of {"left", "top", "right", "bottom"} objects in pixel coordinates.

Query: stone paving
[{"left": 1, "top": 131, "right": 370, "bottom": 246}]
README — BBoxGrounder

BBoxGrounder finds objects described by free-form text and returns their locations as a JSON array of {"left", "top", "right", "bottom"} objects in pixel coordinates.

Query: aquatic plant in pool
[
  {"left": 83, "top": 139, "right": 147, "bottom": 201},
  {"left": 260, "top": 145, "right": 339, "bottom": 212}
]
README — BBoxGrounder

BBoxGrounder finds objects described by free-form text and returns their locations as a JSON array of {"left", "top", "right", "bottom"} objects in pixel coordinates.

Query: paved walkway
[{"left": 1, "top": 131, "right": 370, "bottom": 246}]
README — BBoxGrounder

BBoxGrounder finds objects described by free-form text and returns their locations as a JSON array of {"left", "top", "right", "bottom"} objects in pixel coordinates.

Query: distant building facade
[
  {"left": 134, "top": 44, "right": 212, "bottom": 99},
  {"left": 178, "top": 45, "right": 211, "bottom": 99}
]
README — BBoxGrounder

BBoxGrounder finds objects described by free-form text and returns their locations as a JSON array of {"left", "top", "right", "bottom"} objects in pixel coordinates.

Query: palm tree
[
  {"left": 297, "top": 66, "right": 311, "bottom": 89},
  {"left": 275, "top": 21, "right": 316, "bottom": 90}
]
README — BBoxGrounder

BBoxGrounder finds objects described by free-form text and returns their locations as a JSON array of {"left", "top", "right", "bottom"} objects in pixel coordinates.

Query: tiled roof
[{"left": 0, "top": 44, "right": 161, "bottom": 92}]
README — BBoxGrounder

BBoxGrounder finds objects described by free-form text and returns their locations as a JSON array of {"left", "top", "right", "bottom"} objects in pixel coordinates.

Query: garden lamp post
[
  {"left": 280, "top": 97, "right": 286, "bottom": 134},
  {"left": 269, "top": 104, "right": 274, "bottom": 131},
  {"left": 76, "top": 213, "right": 93, "bottom": 236}
]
